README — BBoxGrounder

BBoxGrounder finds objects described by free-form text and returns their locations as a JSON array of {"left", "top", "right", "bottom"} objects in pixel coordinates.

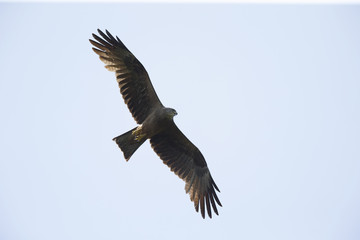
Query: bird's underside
[{"left": 90, "top": 29, "right": 222, "bottom": 218}]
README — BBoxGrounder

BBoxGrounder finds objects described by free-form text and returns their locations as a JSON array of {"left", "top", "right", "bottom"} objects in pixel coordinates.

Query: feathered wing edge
[
  {"left": 89, "top": 29, "right": 163, "bottom": 124},
  {"left": 184, "top": 167, "right": 222, "bottom": 219},
  {"left": 150, "top": 124, "right": 222, "bottom": 218}
]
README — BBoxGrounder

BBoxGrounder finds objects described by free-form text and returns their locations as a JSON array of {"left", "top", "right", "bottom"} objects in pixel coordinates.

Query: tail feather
[{"left": 112, "top": 127, "right": 146, "bottom": 161}]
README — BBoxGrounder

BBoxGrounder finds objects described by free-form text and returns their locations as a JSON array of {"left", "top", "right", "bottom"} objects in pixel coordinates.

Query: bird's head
[{"left": 165, "top": 108, "right": 178, "bottom": 119}]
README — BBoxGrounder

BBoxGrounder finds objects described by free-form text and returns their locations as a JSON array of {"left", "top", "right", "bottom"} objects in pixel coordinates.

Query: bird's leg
[{"left": 132, "top": 125, "right": 146, "bottom": 142}]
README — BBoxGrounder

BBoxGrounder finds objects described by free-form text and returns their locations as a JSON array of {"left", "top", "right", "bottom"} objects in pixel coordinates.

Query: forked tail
[{"left": 112, "top": 127, "right": 146, "bottom": 161}]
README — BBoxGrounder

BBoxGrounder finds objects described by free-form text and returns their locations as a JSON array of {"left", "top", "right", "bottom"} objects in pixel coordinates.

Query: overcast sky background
[{"left": 0, "top": 3, "right": 359, "bottom": 240}]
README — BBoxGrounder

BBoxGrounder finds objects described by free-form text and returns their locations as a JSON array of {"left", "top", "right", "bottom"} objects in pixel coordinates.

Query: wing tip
[{"left": 97, "top": 28, "right": 104, "bottom": 36}]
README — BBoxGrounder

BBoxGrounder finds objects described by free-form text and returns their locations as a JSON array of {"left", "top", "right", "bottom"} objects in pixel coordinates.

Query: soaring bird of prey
[{"left": 89, "top": 29, "right": 222, "bottom": 218}]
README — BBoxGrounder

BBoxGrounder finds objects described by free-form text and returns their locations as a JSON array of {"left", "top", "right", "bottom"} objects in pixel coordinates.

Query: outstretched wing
[
  {"left": 150, "top": 123, "right": 222, "bottom": 218},
  {"left": 89, "top": 29, "right": 163, "bottom": 124}
]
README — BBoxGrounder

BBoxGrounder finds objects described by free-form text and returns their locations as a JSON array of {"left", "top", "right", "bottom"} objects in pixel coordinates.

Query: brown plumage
[{"left": 89, "top": 29, "right": 222, "bottom": 218}]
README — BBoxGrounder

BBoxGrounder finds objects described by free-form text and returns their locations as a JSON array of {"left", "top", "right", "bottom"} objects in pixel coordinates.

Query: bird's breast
[{"left": 141, "top": 108, "right": 173, "bottom": 138}]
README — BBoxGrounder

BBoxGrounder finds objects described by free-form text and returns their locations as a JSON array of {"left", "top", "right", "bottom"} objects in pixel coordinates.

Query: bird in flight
[{"left": 89, "top": 29, "right": 222, "bottom": 218}]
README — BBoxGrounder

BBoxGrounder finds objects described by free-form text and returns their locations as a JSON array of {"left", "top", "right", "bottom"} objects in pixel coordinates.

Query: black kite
[{"left": 89, "top": 29, "right": 222, "bottom": 218}]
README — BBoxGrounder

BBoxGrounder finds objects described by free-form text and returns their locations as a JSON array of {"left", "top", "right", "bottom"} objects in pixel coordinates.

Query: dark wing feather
[
  {"left": 89, "top": 29, "right": 163, "bottom": 124},
  {"left": 150, "top": 123, "right": 222, "bottom": 218}
]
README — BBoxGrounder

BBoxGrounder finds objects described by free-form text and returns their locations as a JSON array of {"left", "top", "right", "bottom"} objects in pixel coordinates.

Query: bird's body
[
  {"left": 90, "top": 29, "right": 222, "bottom": 218},
  {"left": 114, "top": 107, "right": 177, "bottom": 160},
  {"left": 137, "top": 107, "right": 177, "bottom": 140}
]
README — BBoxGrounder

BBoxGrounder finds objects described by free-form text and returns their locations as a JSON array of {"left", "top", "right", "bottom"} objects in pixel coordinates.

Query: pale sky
[{"left": 0, "top": 3, "right": 359, "bottom": 240}]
